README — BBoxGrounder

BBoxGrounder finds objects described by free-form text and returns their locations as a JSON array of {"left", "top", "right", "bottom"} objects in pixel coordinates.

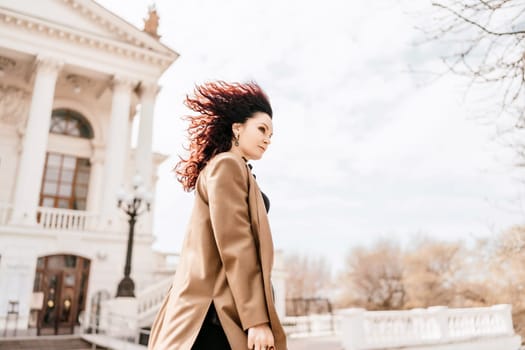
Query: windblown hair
[{"left": 175, "top": 81, "right": 273, "bottom": 191}]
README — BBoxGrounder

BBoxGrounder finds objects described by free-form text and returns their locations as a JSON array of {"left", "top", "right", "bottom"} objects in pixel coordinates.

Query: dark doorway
[{"left": 33, "top": 254, "right": 90, "bottom": 335}]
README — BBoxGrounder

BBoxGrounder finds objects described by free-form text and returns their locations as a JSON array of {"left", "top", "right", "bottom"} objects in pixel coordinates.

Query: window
[
  {"left": 40, "top": 153, "right": 91, "bottom": 210},
  {"left": 50, "top": 109, "right": 93, "bottom": 139}
]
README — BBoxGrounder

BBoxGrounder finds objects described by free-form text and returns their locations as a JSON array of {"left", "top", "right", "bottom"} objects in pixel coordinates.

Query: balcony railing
[
  {"left": 0, "top": 202, "right": 103, "bottom": 232},
  {"left": 36, "top": 206, "right": 100, "bottom": 231}
]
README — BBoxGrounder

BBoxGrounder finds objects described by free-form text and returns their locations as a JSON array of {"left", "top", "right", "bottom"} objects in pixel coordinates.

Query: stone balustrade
[
  {"left": 136, "top": 277, "right": 172, "bottom": 327},
  {"left": 338, "top": 304, "right": 521, "bottom": 350},
  {"left": 0, "top": 201, "right": 134, "bottom": 233},
  {"left": 284, "top": 314, "right": 336, "bottom": 337},
  {"left": 36, "top": 206, "right": 100, "bottom": 231}
]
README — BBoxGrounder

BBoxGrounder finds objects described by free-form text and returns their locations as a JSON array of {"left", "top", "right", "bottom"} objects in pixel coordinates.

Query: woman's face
[{"left": 233, "top": 112, "right": 273, "bottom": 160}]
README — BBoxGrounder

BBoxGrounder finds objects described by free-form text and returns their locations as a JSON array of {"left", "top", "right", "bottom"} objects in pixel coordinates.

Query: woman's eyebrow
[{"left": 260, "top": 122, "right": 273, "bottom": 133}]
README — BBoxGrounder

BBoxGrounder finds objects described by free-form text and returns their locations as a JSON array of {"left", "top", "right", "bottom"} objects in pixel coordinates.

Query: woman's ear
[{"left": 232, "top": 123, "right": 242, "bottom": 135}]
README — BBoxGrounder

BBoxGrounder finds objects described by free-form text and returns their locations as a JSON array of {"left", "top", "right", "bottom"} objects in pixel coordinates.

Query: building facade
[{"left": 0, "top": 0, "right": 178, "bottom": 335}]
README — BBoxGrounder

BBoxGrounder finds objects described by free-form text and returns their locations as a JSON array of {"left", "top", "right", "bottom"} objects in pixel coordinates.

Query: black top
[
  {"left": 245, "top": 161, "right": 270, "bottom": 213},
  {"left": 260, "top": 191, "right": 270, "bottom": 213}
]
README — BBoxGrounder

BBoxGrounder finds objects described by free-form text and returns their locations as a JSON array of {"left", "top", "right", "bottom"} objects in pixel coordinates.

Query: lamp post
[{"left": 115, "top": 174, "right": 152, "bottom": 297}]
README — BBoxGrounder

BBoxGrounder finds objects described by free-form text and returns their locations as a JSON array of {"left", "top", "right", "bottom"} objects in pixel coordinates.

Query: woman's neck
[{"left": 229, "top": 146, "right": 249, "bottom": 161}]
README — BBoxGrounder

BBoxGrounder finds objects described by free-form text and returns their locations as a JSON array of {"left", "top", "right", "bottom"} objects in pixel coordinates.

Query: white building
[{"left": 0, "top": 0, "right": 178, "bottom": 336}]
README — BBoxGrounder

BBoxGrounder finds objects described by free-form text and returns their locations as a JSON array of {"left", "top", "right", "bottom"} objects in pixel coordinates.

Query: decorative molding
[
  {"left": 0, "top": 55, "right": 30, "bottom": 78},
  {"left": 0, "top": 56, "right": 15, "bottom": 75},
  {"left": 64, "top": 73, "right": 94, "bottom": 94},
  {"left": 0, "top": 85, "right": 30, "bottom": 126},
  {"left": 0, "top": 7, "right": 177, "bottom": 71}
]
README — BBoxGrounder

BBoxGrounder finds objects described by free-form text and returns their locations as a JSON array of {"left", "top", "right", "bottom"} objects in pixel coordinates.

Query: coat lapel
[
  {"left": 247, "top": 172, "right": 274, "bottom": 272},
  {"left": 247, "top": 172, "right": 286, "bottom": 347}
]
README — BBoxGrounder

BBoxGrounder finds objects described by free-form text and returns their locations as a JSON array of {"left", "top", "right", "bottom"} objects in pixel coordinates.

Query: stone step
[{"left": 0, "top": 336, "right": 99, "bottom": 350}]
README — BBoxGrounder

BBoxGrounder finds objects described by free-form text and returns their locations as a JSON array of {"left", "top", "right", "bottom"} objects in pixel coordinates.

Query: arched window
[{"left": 50, "top": 109, "right": 94, "bottom": 139}]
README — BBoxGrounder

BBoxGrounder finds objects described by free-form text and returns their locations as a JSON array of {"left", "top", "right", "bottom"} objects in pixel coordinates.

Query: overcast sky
[{"left": 96, "top": 0, "right": 525, "bottom": 272}]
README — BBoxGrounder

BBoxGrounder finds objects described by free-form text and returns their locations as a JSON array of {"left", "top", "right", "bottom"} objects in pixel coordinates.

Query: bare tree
[
  {"left": 490, "top": 225, "right": 525, "bottom": 302},
  {"left": 335, "top": 228, "right": 525, "bottom": 333},
  {"left": 284, "top": 253, "right": 333, "bottom": 316},
  {"left": 284, "top": 253, "right": 332, "bottom": 299},
  {"left": 494, "top": 224, "right": 525, "bottom": 254},
  {"left": 338, "top": 241, "right": 406, "bottom": 310},
  {"left": 483, "top": 225, "right": 525, "bottom": 336},
  {"left": 425, "top": 1, "right": 525, "bottom": 127},
  {"left": 403, "top": 239, "right": 463, "bottom": 308}
]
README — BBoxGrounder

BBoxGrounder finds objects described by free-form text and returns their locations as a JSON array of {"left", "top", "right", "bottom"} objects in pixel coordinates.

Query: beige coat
[{"left": 148, "top": 152, "right": 287, "bottom": 350}]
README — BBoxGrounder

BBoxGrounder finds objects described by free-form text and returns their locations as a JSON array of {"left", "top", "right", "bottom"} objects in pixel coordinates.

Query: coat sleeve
[{"left": 206, "top": 156, "right": 270, "bottom": 330}]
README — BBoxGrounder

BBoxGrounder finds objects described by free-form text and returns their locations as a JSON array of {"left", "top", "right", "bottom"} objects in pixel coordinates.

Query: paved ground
[
  {"left": 0, "top": 336, "right": 92, "bottom": 350},
  {"left": 288, "top": 336, "right": 343, "bottom": 350},
  {"left": 0, "top": 335, "right": 342, "bottom": 350}
]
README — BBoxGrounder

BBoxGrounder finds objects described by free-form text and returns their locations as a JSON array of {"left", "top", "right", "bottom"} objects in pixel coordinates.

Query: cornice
[
  {"left": 66, "top": 0, "right": 145, "bottom": 48},
  {"left": 65, "top": 0, "right": 174, "bottom": 55},
  {"left": 0, "top": 6, "right": 177, "bottom": 72}
]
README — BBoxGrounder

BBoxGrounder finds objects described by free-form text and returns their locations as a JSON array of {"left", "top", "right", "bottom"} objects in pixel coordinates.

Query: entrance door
[{"left": 33, "top": 255, "right": 90, "bottom": 335}]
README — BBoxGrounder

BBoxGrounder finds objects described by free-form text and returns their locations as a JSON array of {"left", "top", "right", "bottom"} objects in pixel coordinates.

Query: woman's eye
[{"left": 258, "top": 127, "right": 266, "bottom": 133}]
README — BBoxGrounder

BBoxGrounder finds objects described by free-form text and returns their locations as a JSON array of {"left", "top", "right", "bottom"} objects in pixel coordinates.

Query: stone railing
[
  {"left": 136, "top": 277, "right": 172, "bottom": 327},
  {"left": 82, "top": 307, "right": 148, "bottom": 349},
  {"left": 284, "top": 314, "right": 336, "bottom": 337},
  {"left": 81, "top": 277, "right": 173, "bottom": 348},
  {"left": 338, "top": 304, "right": 521, "bottom": 350},
  {"left": 36, "top": 206, "right": 100, "bottom": 231},
  {"left": 0, "top": 202, "right": 12, "bottom": 225}
]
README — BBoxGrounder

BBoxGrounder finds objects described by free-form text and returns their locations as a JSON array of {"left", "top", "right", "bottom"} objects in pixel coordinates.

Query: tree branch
[{"left": 432, "top": 2, "right": 525, "bottom": 36}]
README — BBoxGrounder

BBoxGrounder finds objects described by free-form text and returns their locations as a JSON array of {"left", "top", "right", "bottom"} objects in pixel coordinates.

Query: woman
[{"left": 148, "top": 81, "right": 287, "bottom": 350}]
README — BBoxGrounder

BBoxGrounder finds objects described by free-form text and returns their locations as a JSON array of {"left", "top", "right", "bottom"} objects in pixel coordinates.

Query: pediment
[{"left": 0, "top": 0, "right": 176, "bottom": 57}]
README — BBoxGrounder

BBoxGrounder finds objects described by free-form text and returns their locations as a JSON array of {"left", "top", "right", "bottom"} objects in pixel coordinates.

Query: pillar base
[{"left": 116, "top": 276, "right": 135, "bottom": 297}]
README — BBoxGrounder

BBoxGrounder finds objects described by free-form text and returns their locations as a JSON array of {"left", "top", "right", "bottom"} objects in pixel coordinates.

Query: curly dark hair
[{"left": 175, "top": 81, "right": 273, "bottom": 191}]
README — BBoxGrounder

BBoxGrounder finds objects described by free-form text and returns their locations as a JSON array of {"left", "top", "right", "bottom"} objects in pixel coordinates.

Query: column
[
  {"left": 11, "top": 57, "right": 62, "bottom": 225},
  {"left": 136, "top": 82, "right": 160, "bottom": 189},
  {"left": 134, "top": 83, "right": 159, "bottom": 236},
  {"left": 100, "top": 77, "right": 135, "bottom": 226},
  {"left": 86, "top": 142, "right": 104, "bottom": 214}
]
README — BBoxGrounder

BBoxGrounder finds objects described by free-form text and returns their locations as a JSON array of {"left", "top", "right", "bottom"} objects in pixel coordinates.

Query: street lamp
[{"left": 115, "top": 174, "right": 152, "bottom": 297}]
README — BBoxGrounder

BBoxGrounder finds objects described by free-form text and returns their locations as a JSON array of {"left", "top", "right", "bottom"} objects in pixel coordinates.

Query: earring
[{"left": 234, "top": 134, "right": 239, "bottom": 146}]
